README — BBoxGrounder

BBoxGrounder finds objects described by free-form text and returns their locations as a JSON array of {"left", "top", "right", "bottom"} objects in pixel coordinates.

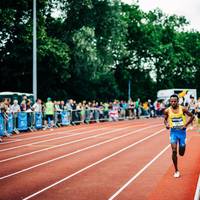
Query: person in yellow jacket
[
  {"left": 164, "top": 94, "right": 194, "bottom": 178},
  {"left": 43, "top": 97, "right": 55, "bottom": 130}
]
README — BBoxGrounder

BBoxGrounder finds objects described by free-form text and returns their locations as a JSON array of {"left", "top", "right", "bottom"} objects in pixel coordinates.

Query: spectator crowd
[{"left": 1, "top": 95, "right": 200, "bottom": 142}]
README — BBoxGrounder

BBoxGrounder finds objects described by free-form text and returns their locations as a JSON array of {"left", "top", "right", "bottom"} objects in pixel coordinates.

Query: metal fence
[{"left": 0, "top": 107, "right": 152, "bottom": 136}]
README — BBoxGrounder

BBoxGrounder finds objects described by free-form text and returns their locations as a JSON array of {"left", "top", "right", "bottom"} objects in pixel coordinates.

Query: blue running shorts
[{"left": 170, "top": 128, "right": 186, "bottom": 146}]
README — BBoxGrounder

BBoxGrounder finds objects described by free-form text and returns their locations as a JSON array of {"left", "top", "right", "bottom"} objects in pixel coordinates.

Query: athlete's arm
[
  {"left": 164, "top": 109, "right": 170, "bottom": 129},
  {"left": 183, "top": 107, "right": 195, "bottom": 128}
]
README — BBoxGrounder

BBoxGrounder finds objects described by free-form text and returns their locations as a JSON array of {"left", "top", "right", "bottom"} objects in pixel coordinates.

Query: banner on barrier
[
  {"left": 0, "top": 114, "right": 4, "bottom": 136},
  {"left": 35, "top": 112, "right": 42, "bottom": 129},
  {"left": 109, "top": 110, "right": 119, "bottom": 121},
  {"left": 18, "top": 112, "right": 28, "bottom": 131},
  {"left": 61, "top": 111, "right": 70, "bottom": 125},
  {"left": 7, "top": 113, "right": 13, "bottom": 133}
]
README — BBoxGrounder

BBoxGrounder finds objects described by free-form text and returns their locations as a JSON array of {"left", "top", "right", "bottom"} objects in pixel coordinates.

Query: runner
[{"left": 164, "top": 94, "right": 194, "bottom": 178}]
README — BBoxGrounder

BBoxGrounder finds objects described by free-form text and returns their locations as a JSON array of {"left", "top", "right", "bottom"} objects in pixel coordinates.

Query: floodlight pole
[
  {"left": 33, "top": 0, "right": 37, "bottom": 101},
  {"left": 128, "top": 79, "right": 131, "bottom": 100}
]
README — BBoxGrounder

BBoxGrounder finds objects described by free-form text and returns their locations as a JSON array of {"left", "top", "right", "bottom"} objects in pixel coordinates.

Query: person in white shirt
[
  {"left": 10, "top": 100, "right": 21, "bottom": 133},
  {"left": 10, "top": 100, "right": 21, "bottom": 113},
  {"left": 32, "top": 99, "right": 42, "bottom": 113}
]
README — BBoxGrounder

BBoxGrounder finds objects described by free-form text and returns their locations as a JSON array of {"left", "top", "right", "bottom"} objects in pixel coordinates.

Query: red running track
[{"left": 0, "top": 118, "right": 199, "bottom": 200}]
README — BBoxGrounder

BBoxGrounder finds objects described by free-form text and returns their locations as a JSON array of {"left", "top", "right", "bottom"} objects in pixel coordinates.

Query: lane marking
[
  {"left": 0, "top": 127, "right": 109, "bottom": 152},
  {"left": 21, "top": 128, "right": 165, "bottom": 200},
  {"left": 0, "top": 126, "right": 89, "bottom": 145},
  {"left": 0, "top": 120, "right": 148, "bottom": 145},
  {"left": 194, "top": 175, "right": 200, "bottom": 200},
  {"left": 0, "top": 126, "right": 164, "bottom": 180},
  {"left": 27, "top": 144, "right": 58, "bottom": 147},
  {"left": 0, "top": 121, "right": 151, "bottom": 151},
  {"left": 0, "top": 124, "right": 161, "bottom": 163},
  {"left": 108, "top": 144, "right": 171, "bottom": 200}
]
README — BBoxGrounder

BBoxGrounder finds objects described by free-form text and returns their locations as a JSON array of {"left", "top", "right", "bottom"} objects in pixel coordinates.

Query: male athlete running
[{"left": 164, "top": 94, "right": 194, "bottom": 178}]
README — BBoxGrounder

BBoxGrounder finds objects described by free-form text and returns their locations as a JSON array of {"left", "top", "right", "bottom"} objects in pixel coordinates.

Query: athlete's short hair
[{"left": 170, "top": 94, "right": 179, "bottom": 100}]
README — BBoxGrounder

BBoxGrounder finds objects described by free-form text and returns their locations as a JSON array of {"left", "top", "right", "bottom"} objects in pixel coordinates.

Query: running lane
[
  {"left": 0, "top": 119, "right": 164, "bottom": 200},
  {"left": 1, "top": 118, "right": 192, "bottom": 200}
]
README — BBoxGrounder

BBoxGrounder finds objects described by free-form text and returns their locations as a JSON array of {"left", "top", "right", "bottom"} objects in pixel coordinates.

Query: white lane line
[
  {"left": 0, "top": 124, "right": 161, "bottom": 163},
  {"left": 108, "top": 144, "right": 171, "bottom": 200},
  {"left": 0, "top": 122, "right": 150, "bottom": 151},
  {"left": 21, "top": 128, "right": 165, "bottom": 200},
  {"left": 0, "top": 120, "right": 145, "bottom": 145},
  {"left": 0, "top": 126, "right": 131, "bottom": 163},
  {"left": 0, "top": 127, "right": 89, "bottom": 145},
  {"left": 0, "top": 127, "right": 109, "bottom": 152},
  {"left": 194, "top": 175, "right": 200, "bottom": 200},
  {"left": 0, "top": 124, "right": 160, "bottom": 162},
  {"left": 0, "top": 126, "right": 164, "bottom": 180}
]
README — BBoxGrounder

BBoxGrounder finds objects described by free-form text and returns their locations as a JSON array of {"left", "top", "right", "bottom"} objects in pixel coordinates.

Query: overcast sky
[{"left": 122, "top": 0, "right": 200, "bottom": 31}]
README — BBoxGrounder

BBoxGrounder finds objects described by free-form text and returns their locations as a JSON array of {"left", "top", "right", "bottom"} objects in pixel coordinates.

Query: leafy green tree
[{"left": 1, "top": 0, "right": 199, "bottom": 101}]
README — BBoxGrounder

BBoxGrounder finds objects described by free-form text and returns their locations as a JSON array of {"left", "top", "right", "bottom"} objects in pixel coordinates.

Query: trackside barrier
[
  {"left": 0, "top": 107, "right": 151, "bottom": 136},
  {"left": 35, "top": 112, "right": 43, "bottom": 129},
  {"left": 61, "top": 111, "right": 70, "bottom": 126},
  {"left": 0, "top": 114, "right": 4, "bottom": 136},
  {"left": 7, "top": 113, "right": 13, "bottom": 133},
  {"left": 18, "top": 112, "right": 28, "bottom": 131}
]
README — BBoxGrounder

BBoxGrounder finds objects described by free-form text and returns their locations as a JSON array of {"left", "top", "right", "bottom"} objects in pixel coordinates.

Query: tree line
[{"left": 0, "top": 0, "right": 199, "bottom": 101}]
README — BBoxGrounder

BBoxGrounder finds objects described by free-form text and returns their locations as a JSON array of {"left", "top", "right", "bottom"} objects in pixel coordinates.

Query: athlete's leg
[
  {"left": 170, "top": 130, "right": 180, "bottom": 174},
  {"left": 179, "top": 145, "right": 186, "bottom": 156},
  {"left": 179, "top": 130, "right": 186, "bottom": 156},
  {"left": 171, "top": 143, "right": 178, "bottom": 172}
]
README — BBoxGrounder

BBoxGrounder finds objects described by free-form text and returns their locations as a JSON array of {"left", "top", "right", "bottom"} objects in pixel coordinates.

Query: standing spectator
[
  {"left": 188, "top": 95, "right": 196, "bottom": 129},
  {"left": 142, "top": 102, "right": 149, "bottom": 116},
  {"left": 160, "top": 100, "right": 166, "bottom": 116},
  {"left": 148, "top": 99, "right": 155, "bottom": 117},
  {"left": 32, "top": 99, "right": 42, "bottom": 113},
  {"left": 32, "top": 99, "right": 43, "bottom": 130},
  {"left": 155, "top": 100, "right": 161, "bottom": 117},
  {"left": 98, "top": 102, "right": 104, "bottom": 121},
  {"left": 128, "top": 99, "right": 135, "bottom": 119},
  {"left": 10, "top": 100, "right": 21, "bottom": 113},
  {"left": 0, "top": 100, "right": 5, "bottom": 142},
  {"left": 10, "top": 100, "right": 21, "bottom": 133},
  {"left": 43, "top": 97, "right": 54, "bottom": 130},
  {"left": 103, "top": 102, "right": 109, "bottom": 121},
  {"left": 66, "top": 99, "right": 73, "bottom": 124},
  {"left": 119, "top": 100, "right": 126, "bottom": 119},
  {"left": 71, "top": 100, "right": 77, "bottom": 124},
  {"left": 26, "top": 99, "right": 33, "bottom": 129},
  {"left": 20, "top": 95, "right": 27, "bottom": 111},
  {"left": 94, "top": 102, "right": 100, "bottom": 122},
  {"left": 0, "top": 98, "right": 11, "bottom": 137},
  {"left": 54, "top": 101, "right": 62, "bottom": 127},
  {"left": 60, "top": 100, "right": 65, "bottom": 110},
  {"left": 135, "top": 98, "right": 141, "bottom": 119}
]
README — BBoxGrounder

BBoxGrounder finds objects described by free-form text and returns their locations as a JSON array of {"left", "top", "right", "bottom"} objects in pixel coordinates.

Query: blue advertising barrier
[
  {"left": 18, "top": 112, "right": 28, "bottom": 131},
  {"left": 7, "top": 113, "right": 13, "bottom": 133},
  {"left": 61, "top": 111, "right": 70, "bottom": 125},
  {"left": 35, "top": 112, "right": 43, "bottom": 129},
  {"left": 0, "top": 114, "right": 4, "bottom": 136}
]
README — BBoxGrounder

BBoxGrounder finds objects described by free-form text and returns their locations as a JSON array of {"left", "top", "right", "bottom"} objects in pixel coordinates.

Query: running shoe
[{"left": 173, "top": 171, "right": 180, "bottom": 178}]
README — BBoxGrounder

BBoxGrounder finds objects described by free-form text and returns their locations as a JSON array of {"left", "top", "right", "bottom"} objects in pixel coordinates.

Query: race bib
[{"left": 172, "top": 117, "right": 184, "bottom": 128}]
